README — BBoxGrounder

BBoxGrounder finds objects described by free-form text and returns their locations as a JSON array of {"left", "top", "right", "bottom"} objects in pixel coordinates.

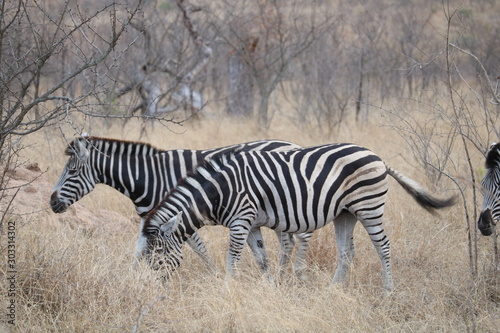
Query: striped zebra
[
  {"left": 50, "top": 136, "right": 311, "bottom": 274},
  {"left": 141, "top": 143, "right": 455, "bottom": 291},
  {"left": 478, "top": 142, "right": 499, "bottom": 236}
]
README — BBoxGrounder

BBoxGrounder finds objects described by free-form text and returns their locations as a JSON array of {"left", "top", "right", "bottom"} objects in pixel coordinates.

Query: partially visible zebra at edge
[
  {"left": 142, "top": 143, "right": 456, "bottom": 291},
  {"left": 50, "top": 136, "right": 312, "bottom": 276},
  {"left": 478, "top": 142, "right": 500, "bottom": 236}
]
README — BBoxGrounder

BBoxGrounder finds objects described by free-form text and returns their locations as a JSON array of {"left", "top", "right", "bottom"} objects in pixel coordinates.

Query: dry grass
[{"left": 2, "top": 111, "right": 499, "bottom": 332}]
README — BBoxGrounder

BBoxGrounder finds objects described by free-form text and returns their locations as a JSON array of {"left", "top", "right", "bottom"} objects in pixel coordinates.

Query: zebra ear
[
  {"left": 73, "top": 137, "right": 90, "bottom": 162},
  {"left": 160, "top": 212, "right": 183, "bottom": 235}
]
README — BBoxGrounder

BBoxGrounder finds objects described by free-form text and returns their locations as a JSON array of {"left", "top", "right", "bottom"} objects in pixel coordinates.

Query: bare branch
[
  {"left": 449, "top": 42, "right": 500, "bottom": 105},
  {"left": 132, "top": 295, "right": 166, "bottom": 333}
]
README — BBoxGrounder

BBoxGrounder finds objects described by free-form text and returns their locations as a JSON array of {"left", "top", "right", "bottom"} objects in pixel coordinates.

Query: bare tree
[
  {"left": 285, "top": 17, "right": 350, "bottom": 133},
  {"left": 211, "top": 0, "right": 328, "bottom": 127},
  {"left": 0, "top": 0, "right": 142, "bottom": 230},
  {"left": 386, "top": 2, "right": 499, "bottom": 322},
  {"left": 349, "top": 3, "right": 389, "bottom": 124},
  {"left": 115, "top": 0, "right": 212, "bottom": 119},
  {"left": 226, "top": 21, "right": 257, "bottom": 118}
]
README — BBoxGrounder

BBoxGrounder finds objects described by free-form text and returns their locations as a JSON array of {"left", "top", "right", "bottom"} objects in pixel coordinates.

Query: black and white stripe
[
  {"left": 50, "top": 136, "right": 309, "bottom": 273},
  {"left": 142, "top": 143, "right": 455, "bottom": 290},
  {"left": 478, "top": 142, "right": 500, "bottom": 236}
]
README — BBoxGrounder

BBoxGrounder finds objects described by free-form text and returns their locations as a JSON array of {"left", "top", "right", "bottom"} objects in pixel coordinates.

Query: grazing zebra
[
  {"left": 141, "top": 143, "right": 455, "bottom": 291},
  {"left": 478, "top": 142, "right": 500, "bottom": 236},
  {"left": 50, "top": 136, "right": 311, "bottom": 274}
]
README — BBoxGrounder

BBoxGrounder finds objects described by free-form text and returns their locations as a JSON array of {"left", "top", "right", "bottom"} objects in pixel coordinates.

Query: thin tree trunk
[
  {"left": 258, "top": 93, "right": 270, "bottom": 127},
  {"left": 356, "top": 52, "right": 364, "bottom": 122},
  {"left": 228, "top": 53, "right": 254, "bottom": 116}
]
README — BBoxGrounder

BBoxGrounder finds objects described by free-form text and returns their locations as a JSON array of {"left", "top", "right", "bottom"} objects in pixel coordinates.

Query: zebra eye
[{"left": 67, "top": 158, "right": 80, "bottom": 173}]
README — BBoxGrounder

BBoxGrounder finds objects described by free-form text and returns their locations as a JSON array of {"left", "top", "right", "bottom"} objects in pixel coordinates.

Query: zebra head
[
  {"left": 145, "top": 212, "right": 185, "bottom": 274},
  {"left": 50, "top": 137, "right": 98, "bottom": 213},
  {"left": 478, "top": 142, "right": 500, "bottom": 236}
]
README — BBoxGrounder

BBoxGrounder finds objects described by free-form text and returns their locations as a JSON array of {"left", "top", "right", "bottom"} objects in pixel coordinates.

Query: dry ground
[{"left": 1, "top": 113, "right": 498, "bottom": 332}]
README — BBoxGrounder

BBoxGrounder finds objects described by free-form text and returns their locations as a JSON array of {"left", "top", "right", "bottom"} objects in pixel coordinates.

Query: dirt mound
[{"left": 4, "top": 164, "right": 132, "bottom": 231}]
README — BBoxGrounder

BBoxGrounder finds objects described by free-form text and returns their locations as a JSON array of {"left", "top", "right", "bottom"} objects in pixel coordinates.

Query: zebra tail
[{"left": 385, "top": 165, "right": 456, "bottom": 213}]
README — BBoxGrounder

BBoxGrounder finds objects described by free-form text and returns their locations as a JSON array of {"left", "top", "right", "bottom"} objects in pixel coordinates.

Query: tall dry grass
[{"left": 2, "top": 111, "right": 499, "bottom": 332}]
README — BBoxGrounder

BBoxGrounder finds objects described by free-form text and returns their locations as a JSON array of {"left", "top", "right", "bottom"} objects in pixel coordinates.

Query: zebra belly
[{"left": 253, "top": 208, "right": 331, "bottom": 233}]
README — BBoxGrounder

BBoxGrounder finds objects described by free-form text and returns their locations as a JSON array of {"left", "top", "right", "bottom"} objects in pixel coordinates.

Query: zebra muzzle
[
  {"left": 478, "top": 209, "right": 494, "bottom": 236},
  {"left": 50, "top": 191, "right": 68, "bottom": 213}
]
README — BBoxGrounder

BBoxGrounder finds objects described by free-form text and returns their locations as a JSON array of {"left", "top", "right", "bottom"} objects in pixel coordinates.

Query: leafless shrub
[
  {"left": 384, "top": 2, "right": 499, "bottom": 330},
  {"left": 0, "top": 0, "right": 145, "bottom": 231}
]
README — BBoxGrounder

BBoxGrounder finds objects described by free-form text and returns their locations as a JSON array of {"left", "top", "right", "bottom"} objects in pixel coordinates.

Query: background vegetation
[{"left": 0, "top": 0, "right": 498, "bottom": 331}]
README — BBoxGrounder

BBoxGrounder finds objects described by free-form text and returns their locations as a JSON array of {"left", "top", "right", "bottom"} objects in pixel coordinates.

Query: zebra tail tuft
[{"left": 385, "top": 165, "right": 456, "bottom": 213}]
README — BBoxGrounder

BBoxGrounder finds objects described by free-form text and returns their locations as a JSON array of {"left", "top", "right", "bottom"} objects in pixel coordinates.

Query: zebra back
[{"left": 145, "top": 143, "right": 389, "bottom": 234}]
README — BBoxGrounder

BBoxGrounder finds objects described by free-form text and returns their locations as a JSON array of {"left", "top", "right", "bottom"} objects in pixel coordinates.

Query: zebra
[
  {"left": 478, "top": 142, "right": 500, "bottom": 236},
  {"left": 49, "top": 136, "right": 311, "bottom": 274},
  {"left": 140, "top": 143, "right": 456, "bottom": 291}
]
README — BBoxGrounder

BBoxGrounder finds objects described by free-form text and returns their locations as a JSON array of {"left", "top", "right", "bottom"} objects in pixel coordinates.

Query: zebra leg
[
  {"left": 133, "top": 218, "right": 148, "bottom": 268},
  {"left": 332, "top": 212, "right": 357, "bottom": 286},
  {"left": 275, "top": 230, "right": 295, "bottom": 276},
  {"left": 246, "top": 227, "right": 270, "bottom": 274},
  {"left": 247, "top": 228, "right": 276, "bottom": 283},
  {"left": 293, "top": 232, "right": 313, "bottom": 279},
  {"left": 186, "top": 231, "right": 216, "bottom": 273},
  {"left": 358, "top": 214, "right": 393, "bottom": 291},
  {"left": 226, "top": 222, "right": 251, "bottom": 277}
]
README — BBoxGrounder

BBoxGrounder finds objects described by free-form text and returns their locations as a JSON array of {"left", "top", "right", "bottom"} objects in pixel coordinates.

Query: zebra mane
[
  {"left": 181, "top": 149, "right": 237, "bottom": 187},
  {"left": 204, "top": 147, "right": 242, "bottom": 168},
  {"left": 65, "top": 136, "right": 164, "bottom": 156},
  {"left": 485, "top": 142, "right": 500, "bottom": 170},
  {"left": 146, "top": 150, "right": 241, "bottom": 223},
  {"left": 174, "top": 145, "right": 245, "bottom": 180}
]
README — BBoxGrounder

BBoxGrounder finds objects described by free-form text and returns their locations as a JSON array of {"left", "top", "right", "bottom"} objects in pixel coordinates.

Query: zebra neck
[
  {"left": 180, "top": 206, "right": 207, "bottom": 238},
  {"left": 90, "top": 138, "right": 207, "bottom": 216},
  {"left": 162, "top": 193, "right": 210, "bottom": 239},
  {"left": 90, "top": 140, "right": 156, "bottom": 207},
  {"left": 96, "top": 156, "right": 137, "bottom": 199}
]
